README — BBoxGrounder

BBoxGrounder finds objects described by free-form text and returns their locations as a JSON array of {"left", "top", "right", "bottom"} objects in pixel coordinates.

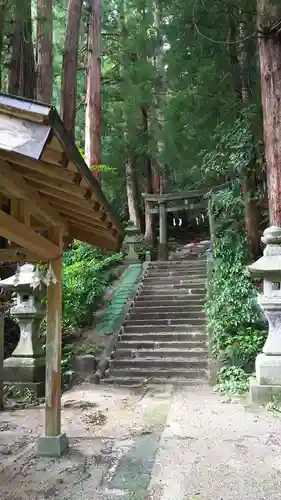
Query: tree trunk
[
  {"left": 153, "top": 0, "right": 167, "bottom": 192},
  {"left": 119, "top": 0, "right": 140, "bottom": 227},
  {"left": 8, "top": 0, "right": 36, "bottom": 99},
  {"left": 36, "top": 0, "right": 53, "bottom": 103},
  {"left": 61, "top": 0, "right": 82, "bottom": 139},
  {"left": 0, "top": 0, "right": 6, "bottom": 90},
  {"left": 236, "top": 10, "right": 262, "bottom": 258},
  {"left": 125, "top": 157, "right": 141, "bottom": 228},
  {"left": 257, "top": 0, "right": 281, "bottom": 226},
  {"left": 85, "top": 0, "right": 101, "bottom": 181},
  {"left": 142, "top": 106, "right": 157, "bottom": 245}
]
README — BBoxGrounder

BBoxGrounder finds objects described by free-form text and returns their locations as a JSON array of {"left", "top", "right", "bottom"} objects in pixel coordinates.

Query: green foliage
[
  {"left": 215, "top": 366, "right": 250, "bottom": 396},
  {"left": 61, "top": 343, "right": 76, "bottom": 390},
  {"left": 266, "top": 394, "right": 281, "bottom": 413},
  {"left": 206, "top": 188, "right": 267, "bottom": 394},
  {"left": 62, "top": 241, "right": 123, "bottom": 331}
]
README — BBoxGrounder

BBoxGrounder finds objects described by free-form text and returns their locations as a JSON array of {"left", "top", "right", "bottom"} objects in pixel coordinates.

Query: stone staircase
[{"left": 102, "top": 252, "right": 208, "bottom": 385}]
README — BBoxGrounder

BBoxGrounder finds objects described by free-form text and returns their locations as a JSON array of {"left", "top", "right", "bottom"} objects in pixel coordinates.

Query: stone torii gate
[
  {"left": 0, "top": 93, "right": 123, "bottom": 456},
  {"left": 142, "top": 184, "right": 228, "bottom": 260}
]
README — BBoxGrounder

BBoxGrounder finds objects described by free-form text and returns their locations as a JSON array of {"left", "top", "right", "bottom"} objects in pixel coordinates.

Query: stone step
[
  {"left": 132, "top": 304, "right": 204, "bottom": 312},
  {"left": 114, "top": 348, "right": 208, "bottom": 360},
  {"left": 124, "top": 318, "right": 205, "bottom": 327},
  {"left": 148, "top": 260, "right": 206, "bottom": 267},
  {"left": 128, "top": 309, "right": 206, "bottom": 325},
  {"left": 121, "top": 331, "right": 207, "bottom": 341},
  {"left": 136, "top": 294, "right": 205, "bottom": 302},
  {"left": 105, "top": 367, "right": 207, "bottom": 378},
  {"left": 145, "top": 268, "right": 206, "bottom": 280},
  {"left": 141, "top": 286, "right": 206, "bottom": 298},
  {"left": 110, "top": 358, "right": 207, "bottom": 370},
  {"left": 129, "top": 309, "right": 204, "bottom": 318},
  {"left": 101, "top": 376, "right": 207, "bottom": 386},
  {"left": 141, "top": 279, "right": 206, "bottom": 291},
  {"left": 117, "top": 340, "right": 207, "bottom": 350},
  {"left": 144, "top": 273, "right": 206, "bottom": 282}
]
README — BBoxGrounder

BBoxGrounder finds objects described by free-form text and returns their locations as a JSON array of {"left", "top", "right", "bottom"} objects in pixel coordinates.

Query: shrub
[
  {"left": 206, "top": 187, "right": 267, "bottom": 394},
  {"left": 62, "top": 241, "right": 123, "bottom": 331}
]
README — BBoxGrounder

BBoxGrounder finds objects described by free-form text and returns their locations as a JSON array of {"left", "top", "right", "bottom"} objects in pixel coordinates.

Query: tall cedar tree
[
  {"left": 8, "top": 0, "right": 36, "bottom": 98},
  {"left": 61, "top": 0, "right": 82, "bottom": 139},
  {"left": 85, "top": 0, "right": 101, "bottom": 181},
  {"left": 36, "top": 0, "right": 53, "bottom": 103},
  {"left": 119, "top": 0, "right": 140, "bottom": 227},
  {"left": 257, "top": 0, "right": 281, "bottom": 226}
]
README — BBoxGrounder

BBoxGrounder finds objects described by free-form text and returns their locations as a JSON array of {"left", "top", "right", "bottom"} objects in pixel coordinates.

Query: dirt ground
[{"left": 0, "top": 383, "right": 281, "bottom": 500}]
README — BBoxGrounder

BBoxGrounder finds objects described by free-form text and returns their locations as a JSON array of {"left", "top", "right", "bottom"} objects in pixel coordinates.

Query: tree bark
[
  {"left": 125, "top": 157, "right": 141, "bottom": 228},
  {"left": 257, "top": 0, "right": 281, "bottom": 226},
  {"left": 153, "top": 0, "right": 167, "bottom": 193},
  {"left": 0, "top": 0, "right": 6, "bottom": 90},
  {"left": 233, "top": 9, "right": 262, "bottom": 258},
  {"left": 85, "top": 0, "right": 101, "bottom": 181},
  {"left": 119, "top": 0, "right": 140, "bottom": 227},
  {"left": 36, "top": 0, "right": 53, "bottom": 103},
  {"left": 142, "top": 106, "right": 157, "bottom": 245},
  {"left": 61, "top": 0, "right": 82, "bottom": 139},
  {"left": 8, "top": 0, "right": 36, "bottom": 99}
]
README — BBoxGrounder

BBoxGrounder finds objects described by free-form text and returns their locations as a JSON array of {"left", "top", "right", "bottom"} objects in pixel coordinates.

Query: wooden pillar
[
  {"left": 207, "top": 196, "right": 215, "bottom": 248},
  {"left": 0, "top": 313, "right": 4, "bottom": 410},
  {"left": 159, "top": 202, "right": 168, "bottom": 260},
  {"left": 37, "top": 227, "right": 68, "bottom": 457}
]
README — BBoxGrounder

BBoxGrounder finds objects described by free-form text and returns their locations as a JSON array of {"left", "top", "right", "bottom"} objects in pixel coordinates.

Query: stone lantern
[
  {"left": 0, "top": 263, "right": 46, "bottom": 397},
  {"left": 248, "top": 226, "right": 281, "bottom": 403},
  {"left": 124, "top": 223, "right": 141, "bottom": 262}
]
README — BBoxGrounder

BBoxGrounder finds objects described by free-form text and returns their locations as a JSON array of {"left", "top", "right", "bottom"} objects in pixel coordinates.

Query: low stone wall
[{"left": 93, "top": 262, "right": 149, "bottom": 382}]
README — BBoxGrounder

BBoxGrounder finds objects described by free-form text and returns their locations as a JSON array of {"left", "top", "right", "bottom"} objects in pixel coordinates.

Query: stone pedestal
[
  {"left": 248, "top": 226, "right": 281, "bottom": 403},
  {"left": 0, "top": 264, "right": 46, "bottom": 397},
  {"left": 124, "top": 224, "right": 141, "bottom": 262}
]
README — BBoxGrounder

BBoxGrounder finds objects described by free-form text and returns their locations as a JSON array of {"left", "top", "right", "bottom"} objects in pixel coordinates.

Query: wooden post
[
  {"left": 37, "top": 227, "right": 68, "bottom": 456},
  {"left": 207, "top": 196, "right": 215, "bottom": 248},
  {"left": 0, "top": 313, "right": 4, "bottom": 410},
  {"left": 159, "top": 202, "right": 168, "bottom": 260}
]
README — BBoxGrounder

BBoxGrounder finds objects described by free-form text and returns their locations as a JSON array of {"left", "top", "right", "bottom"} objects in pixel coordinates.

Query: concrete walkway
[{"left": 0, "top": 384, "right": 280, "bottom": 500}]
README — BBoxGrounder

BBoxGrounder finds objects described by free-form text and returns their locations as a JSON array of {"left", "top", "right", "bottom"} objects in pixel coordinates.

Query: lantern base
[
  {"left": 4, "top": 356, "right": 45, "bottom": 398},
  {"left": 256, "top": 352, "right": 281, "bottom": 385},
  {"left": 4, "top": 380, "right": 45, "bottom": 398},
  {"left": 249, "top": 377, "right": 281, "bottom": 404}
]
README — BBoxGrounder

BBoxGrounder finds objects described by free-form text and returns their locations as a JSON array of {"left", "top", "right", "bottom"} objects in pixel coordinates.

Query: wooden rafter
[
  {"left": 0, "top": 210, "right": 61, "bottom": 260},
  {"left": 0, "top": 248, "right": 43, "bottom": 263},
  {"left": 0, "top": 160, "right": 68, "bottom": 232}
]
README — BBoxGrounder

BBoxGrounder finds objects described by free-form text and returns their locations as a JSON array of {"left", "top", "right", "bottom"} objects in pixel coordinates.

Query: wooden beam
[
  {"left": 0, "top": 210, "right": 61, "bottom": 260},
  {"left": 41, "top": 147, "right": 68, "bottom": 167},
  {"left": 146, "top": 202, "right": 207, "bottom": 214},
  {"left": 45, "top": 227, "right": 65, "bottom": 442},
  {"left": 0, "top": 150, "right": 76, "bottom": 184},
  {"left": 142, "top": 182, "right": 231, "bottom": 203},
  {"left": 48, "top": 136, "right": 64, "bottom": 152},
  {"left": 17, "top": 169, "right": 90, "bottom": 199},
  {"left": 43, "top": 193, "right": 106, "bottom": 221},
  {"left": 70, "top": 225, "right": 120, "bottom": 252},
  {"left": 46, "top": 200, "right": 108, "bottom": 227},
  {"left": 10, "top": 199, "right": 31, "bottom": 226},
  {"left": 0, "top": 161, "right": 68, "bottom": 232},
  {"left": 0, "top": 248, "right": 43, "bottom": 263},
  {"left": 66, "top": 216, "right": 115, "bottom": 238}
]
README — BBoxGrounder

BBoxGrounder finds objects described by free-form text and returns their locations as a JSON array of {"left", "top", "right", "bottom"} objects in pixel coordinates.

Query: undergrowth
[
  {"left": 62, "top": 241, "right": 123, "bottom": 331},
  {"left": 206, "top": 187, "right": 267, "bottom": 396}
]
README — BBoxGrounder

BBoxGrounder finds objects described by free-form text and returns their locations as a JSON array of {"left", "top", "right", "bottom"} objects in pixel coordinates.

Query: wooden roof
[{"left": 0, "top": 93, "right": 123, "bottom": 262}]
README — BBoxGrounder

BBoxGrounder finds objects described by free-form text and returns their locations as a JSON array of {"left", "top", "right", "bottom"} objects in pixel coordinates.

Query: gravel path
[
  {"left": 0, "top": 384, "right": 280, "bottom": 500},
  {"left": 148, "top": 385, "right": 281, "bottom": 500}
]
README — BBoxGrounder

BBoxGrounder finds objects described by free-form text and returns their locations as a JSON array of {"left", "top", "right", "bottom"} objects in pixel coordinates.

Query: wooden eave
[{"left": 0, "top": 93, "right": 123, "bottom": 262}]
